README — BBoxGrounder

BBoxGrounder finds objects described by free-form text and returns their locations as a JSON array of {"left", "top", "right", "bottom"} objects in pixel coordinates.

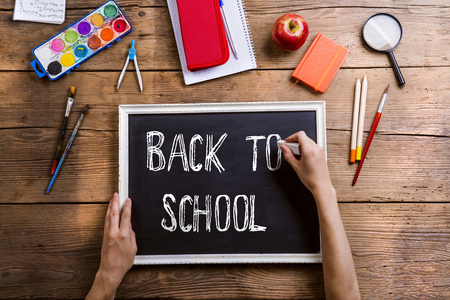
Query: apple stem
[{"left": 289, "top": 20, "right": 299, "bottom": 32}]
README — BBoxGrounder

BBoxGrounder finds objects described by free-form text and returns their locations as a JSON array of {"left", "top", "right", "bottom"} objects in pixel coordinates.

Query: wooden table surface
[{"left": 1, "top": 0, "right": 448, "bottom": 298}]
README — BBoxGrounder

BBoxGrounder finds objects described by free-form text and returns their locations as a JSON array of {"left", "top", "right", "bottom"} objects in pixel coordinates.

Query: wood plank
[
  {"left": 340, "top": 203, "right": 450, "bottom": 299},
  {"left": 0, "top": 3, "right": 448, "bottom": 71},
  {"left": 0, "top": 203, "right": 448, "bottom": 299}
]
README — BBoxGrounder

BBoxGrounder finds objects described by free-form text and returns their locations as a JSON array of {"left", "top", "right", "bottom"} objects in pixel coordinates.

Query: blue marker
[
  {"left": 219, "top": 0, "right": 238, "bottom": 59},
  {"left": 46, "top": 104, "right": 89, "bottom": 194}
]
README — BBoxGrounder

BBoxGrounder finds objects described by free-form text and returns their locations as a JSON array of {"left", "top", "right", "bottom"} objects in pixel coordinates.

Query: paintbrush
[
  {"left": 51, "top": 86, "right": 75, "bottom": 175},
  {"left": 46, "top": 104, "right": 89, "bottom": 194}
]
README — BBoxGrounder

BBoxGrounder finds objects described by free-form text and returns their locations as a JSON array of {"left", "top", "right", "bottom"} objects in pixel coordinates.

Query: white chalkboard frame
[{"left": 119, "top": 101, "right": 326, "bottom": 264}]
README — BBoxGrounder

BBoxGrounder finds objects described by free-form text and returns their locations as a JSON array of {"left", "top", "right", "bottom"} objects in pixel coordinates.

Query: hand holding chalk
[
  {"left": 280, "top": 131, "right": 333, "bottom": 198},
  {"left": 277, "top": 140, "right": 300, "bottom": 155}
]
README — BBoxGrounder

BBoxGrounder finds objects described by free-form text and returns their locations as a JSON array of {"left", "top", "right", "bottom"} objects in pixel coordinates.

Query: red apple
[{"left": 272, "top": 13, "right": 309, "bottom": 51}]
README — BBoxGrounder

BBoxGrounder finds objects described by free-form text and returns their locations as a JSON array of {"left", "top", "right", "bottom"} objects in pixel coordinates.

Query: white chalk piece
[{"left": 277, "top": 140, "right": 300, "bottom": 155}]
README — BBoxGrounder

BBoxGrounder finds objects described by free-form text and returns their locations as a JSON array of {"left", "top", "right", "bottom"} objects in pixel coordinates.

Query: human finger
[
  {"left": 286, "top": 131, "right": 314, "bottom": 154},
  {"left": 130, "top": 227, "right": 137, "bottom": 253},
  {"left": 104, "top": 194, "right": 115, "bottom": 234},
  {"left": 109, "top": 192, "right": 120, "bottom": 230},
  {"left": 280, "top": 144, "right": 298, "bottom": 167},
  {"left": 285, "top": 131, "right": 309, "bottom": 144},
  {"left": 284, "top": 132, "right": 300, "bottom": 143},
  {"left": 120, "top": 198, "right": 132, "bottom": 234}
]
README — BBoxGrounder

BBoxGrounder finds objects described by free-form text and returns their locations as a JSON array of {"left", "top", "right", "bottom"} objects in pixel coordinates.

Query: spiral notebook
[{"left": 167, "top": 0, "right": 257, "bottom": 85}]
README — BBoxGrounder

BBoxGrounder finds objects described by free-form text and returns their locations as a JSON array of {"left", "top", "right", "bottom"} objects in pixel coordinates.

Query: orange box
[{"left": 292, "top": 33, "right": 348, "bottom": 93}]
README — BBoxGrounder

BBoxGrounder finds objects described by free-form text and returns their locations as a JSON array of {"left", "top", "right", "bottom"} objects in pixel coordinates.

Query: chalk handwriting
[
  {"left": 205, "top": 133, "right": 227, "bottom": 172},
  {"left": 146, "top": 131, "right": 166, "bottom": 171},
  {"left": 246, "top": 136, "right": 265, "bottom": 171},
  {"left": 246, "top": 134, "right": 282, "bottom": 171},
  {"left": 168, "top": 134, "right": 189, "bottom": 171},
  {"left": 189, "top": 134, "right": 203, "bottom": 171},
  {"left": 161, "top": 194, "right": 267, "bottom": 233},
  {"left": 266, "top": 134, "right": 282, "bottom": 171},
  {"left": 147, "top": 132, "right": 282, "bottom": 172},
  {"left": 147, "top": 131, "right": 228, "bottom": 173},
  {"left": 149, "top": 132, "right": 288, "bottom": 234}
]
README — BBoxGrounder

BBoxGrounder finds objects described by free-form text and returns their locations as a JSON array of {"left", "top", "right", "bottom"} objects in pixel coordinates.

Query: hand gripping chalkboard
[{"left": 119, "top": 101, "right": 326, "bottom": 264}]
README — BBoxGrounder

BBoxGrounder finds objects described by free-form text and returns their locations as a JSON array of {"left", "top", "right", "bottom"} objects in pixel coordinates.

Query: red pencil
[{"left": 352, "top": 84, "right": 390, "bottom": 186}]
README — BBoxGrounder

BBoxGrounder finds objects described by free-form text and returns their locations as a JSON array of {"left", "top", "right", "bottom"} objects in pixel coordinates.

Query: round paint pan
[
  {"left": 51, "top": 39, "right": 65, "bottom": 52},
  {"left": 87, "top": 35, "right": 102, "bottom": 50},
  {"left": 113, "top": 19, "right": 127, "bottom": 33},
  {"left": 38, "top": 47, "right": 52, "bottom": 60},
  {"left": 91, "top": 13, "right": 104, "bottom": 27},
  {"left": 64, "top": 30, "right": 79, "bottom": 44},
  {"left": 77, "top": 21, "right": 92, "bottom": 35},
  {"left": 74, "top": 45, "right": 88, "bottom": 58},
  {"left": 100, "top": 27, "right": 114, "bottom": 41},
  {"left": 61, "top": 53, "right": 76, "bottom": 67},
  {"left": 47, "top": 61, "right": 62, "bottom": 76},
  {"left": 103, "top": 4, "right": 118, "bottom": 18}
]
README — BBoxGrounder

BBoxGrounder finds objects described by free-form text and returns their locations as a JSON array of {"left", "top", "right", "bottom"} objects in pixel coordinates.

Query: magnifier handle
[{"left": 388, "top": 51, "right": 406, "bottom": 87}]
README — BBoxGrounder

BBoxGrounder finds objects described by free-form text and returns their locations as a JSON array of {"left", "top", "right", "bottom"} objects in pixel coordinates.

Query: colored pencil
[
  {"left": 46, "top": 104, "right": 89, "bottom": 194},
  {"left": 350, "top": 79, "right": 361, "bottom": 162},
  {"left": 356, "top": 75, "right": 367, "bottom": 160},
  {"left": 51, "top": 86, "right": 75, "bottom": 175},
  {"left": 352, "top": 85, "right": 390, "bottom": 186}
]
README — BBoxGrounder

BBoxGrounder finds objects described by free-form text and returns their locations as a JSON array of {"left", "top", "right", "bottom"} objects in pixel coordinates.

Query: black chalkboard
[{"left": 119, "top": 102, "right": 326, "bottom": 264}]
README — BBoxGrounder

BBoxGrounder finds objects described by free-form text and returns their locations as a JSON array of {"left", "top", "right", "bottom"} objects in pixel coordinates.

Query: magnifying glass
[{"left": 362, "top": 13, "right": 405, "bottom": 87}]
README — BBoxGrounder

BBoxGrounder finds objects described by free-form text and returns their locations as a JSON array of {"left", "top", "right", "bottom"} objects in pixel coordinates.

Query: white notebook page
[{"left": 13, "top": 0, "right": 66, "bottom": 24}]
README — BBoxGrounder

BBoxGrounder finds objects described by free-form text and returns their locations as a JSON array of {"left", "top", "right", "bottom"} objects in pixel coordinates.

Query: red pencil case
[{"left": 176, "top": 0, "right": 229, "bottom": 71}]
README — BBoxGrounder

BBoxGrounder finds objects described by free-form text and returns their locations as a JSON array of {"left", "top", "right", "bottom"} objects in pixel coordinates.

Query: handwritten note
[{"left": 13, "top": 0, "right": 66, "bottom": 24}]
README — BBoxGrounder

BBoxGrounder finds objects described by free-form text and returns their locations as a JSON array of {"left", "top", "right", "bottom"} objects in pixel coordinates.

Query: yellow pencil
[{"left": 356, "top": 75, "right": 367, "bottom": 160}]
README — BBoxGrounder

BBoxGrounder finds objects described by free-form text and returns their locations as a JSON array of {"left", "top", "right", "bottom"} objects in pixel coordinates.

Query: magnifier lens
[
  {"left": 363, "top": 13, "right": 405, "bottom": 87},
  {"left": 363, "top": 14, "right": 402, "bottom": 51}
]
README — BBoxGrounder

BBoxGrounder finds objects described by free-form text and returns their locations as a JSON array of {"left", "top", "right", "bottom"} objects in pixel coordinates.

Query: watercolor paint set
[{"left": 31, "top": 0, "right": 132, "bottom": 80}]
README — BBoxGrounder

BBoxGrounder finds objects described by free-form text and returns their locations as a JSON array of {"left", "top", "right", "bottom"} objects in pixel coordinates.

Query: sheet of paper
[{"left": 13, "top": 0, "right": 66, "bottom": 24}]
